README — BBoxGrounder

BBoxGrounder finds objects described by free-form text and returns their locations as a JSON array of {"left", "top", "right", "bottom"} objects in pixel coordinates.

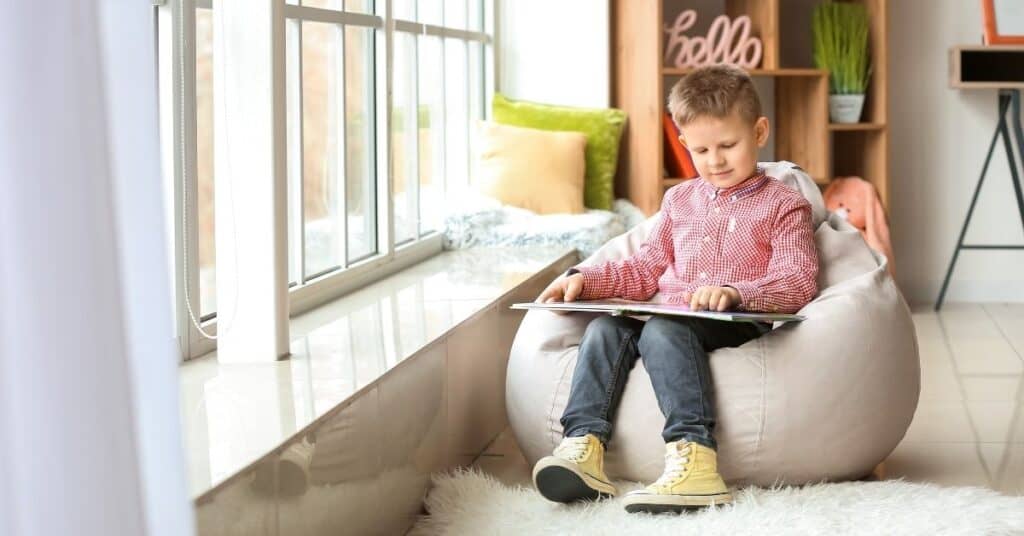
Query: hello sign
[{"left": 663, "top": 10, "right": 763, "bottom": 69}]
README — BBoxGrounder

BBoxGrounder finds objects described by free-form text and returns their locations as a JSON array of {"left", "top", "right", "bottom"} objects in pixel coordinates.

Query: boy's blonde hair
[{"left": 667, "top": 64, "right": 762, "bottom": 127}]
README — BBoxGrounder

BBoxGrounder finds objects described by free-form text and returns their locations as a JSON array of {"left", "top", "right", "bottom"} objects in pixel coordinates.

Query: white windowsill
[{"left": 178, "top": 246, "right": 576, "bottom": 500}]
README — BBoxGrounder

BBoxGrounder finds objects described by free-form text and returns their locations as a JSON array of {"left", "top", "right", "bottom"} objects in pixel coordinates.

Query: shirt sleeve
[
  {"left": 726, "top": 197, "right": 819, "bottom": 313},
  {"left": 573, "top": 193, "right": 677, "bottom": 301}
]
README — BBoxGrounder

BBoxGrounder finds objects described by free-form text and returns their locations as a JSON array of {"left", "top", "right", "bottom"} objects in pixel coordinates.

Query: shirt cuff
[
  {"left": 571, "top": 265, "right": 611, "bottom": 300},
  {"left": 726, "top": 282, "right": 761, "bottom": 312}
]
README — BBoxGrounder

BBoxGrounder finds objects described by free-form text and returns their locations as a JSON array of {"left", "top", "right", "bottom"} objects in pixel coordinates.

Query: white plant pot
[{"left": 829, "top": 94, "right": 865, "bottom": 123}]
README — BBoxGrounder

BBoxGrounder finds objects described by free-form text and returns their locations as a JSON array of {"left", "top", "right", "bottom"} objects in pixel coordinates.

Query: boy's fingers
[
  {"left": 708, "top": 289, "right": 721, "bottom": 308},
  {"left": 690, "top": 288, "right": 705, "bottom": 310},
  {"left": 564, "top": 278, "right": 582, "bottom": 302},
  {"left": 537, "top": 285, "right": 561, "bottom": 303},
  {"left": 716, "top": 293, "right": 729, "bottom": 311}
]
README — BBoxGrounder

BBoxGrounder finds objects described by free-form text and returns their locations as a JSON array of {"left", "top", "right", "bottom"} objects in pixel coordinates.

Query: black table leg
[{"left": 935, "top": 90, "right": 1024, "bottom": 311}]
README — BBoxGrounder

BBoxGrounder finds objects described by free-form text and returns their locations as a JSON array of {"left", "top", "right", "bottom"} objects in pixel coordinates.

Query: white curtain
[{"left": 0, "top": 2, "right": 194, "bottom": 535}]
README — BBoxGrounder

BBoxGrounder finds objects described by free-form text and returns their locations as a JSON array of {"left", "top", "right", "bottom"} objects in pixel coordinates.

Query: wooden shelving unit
[{"left": 612, "top": 0, "right": 889, "bottom": 215}]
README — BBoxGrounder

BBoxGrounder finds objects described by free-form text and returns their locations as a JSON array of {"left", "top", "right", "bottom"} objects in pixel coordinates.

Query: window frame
[{"left": 157, "top": 0, "right": 494, "bottom": 360}]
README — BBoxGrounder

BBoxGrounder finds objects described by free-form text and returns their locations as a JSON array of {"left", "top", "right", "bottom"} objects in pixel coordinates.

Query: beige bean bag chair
[{"left": 506, "top": 162, "right": 920, "bottom": 486}]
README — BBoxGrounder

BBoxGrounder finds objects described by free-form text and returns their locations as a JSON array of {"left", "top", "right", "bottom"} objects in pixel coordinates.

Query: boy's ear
[
  {"left": 677, "top": 134, "right": 688, "bottom": 148},
  {"left": 754, "top": 116, "right": 770, "bottom": 147}
]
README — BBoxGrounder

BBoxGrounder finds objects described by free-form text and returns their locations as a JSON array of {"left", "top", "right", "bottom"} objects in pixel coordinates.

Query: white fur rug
[{"left": 410, "top": 469, "right": 1024, "bottom": 535}]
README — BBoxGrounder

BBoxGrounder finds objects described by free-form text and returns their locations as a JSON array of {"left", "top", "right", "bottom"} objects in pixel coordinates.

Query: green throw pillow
[{"left": 492, "top": 93, "right": 626, "bottom": 211}]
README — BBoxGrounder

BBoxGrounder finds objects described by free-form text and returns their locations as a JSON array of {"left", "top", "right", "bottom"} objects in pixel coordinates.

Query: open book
[{"left": 511, "top": 299, "right": 805, "bottom": 323}]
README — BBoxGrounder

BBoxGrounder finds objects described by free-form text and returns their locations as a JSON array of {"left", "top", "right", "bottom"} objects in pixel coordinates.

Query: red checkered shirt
[{"left": 576, "top": 171, "right": 819, "bottom": 313}]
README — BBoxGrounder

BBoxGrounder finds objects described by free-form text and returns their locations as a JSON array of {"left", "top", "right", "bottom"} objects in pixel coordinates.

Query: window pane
[
  {"left": 392, "top": 32, "right": 417, "bottom": 245},
  {"left": 467, "top": 40, "right": 484, "bottom": 186},
  {"left": 196, "top": 7, "right": 216, "bottom": 317},
  {"left": 444, "top": 0, "right": 467, "bottom": 29},
  {"left": 393, "top": 0, "right": 415, "bottom": 20},
  {"left": 302, "top": 0, "right": 372, "bottom": 12},
  {"left": 346, "top": 26, "right": 377, "bottom": 262},
  {"left": 302, "top": 0, "right": 341, "bottom": 9},
  {"left": 286, "top": 19, "right": 301, "bottom": 285},
  {"left": 418, "top": 0, "right": 442, "bottom": 25},
  {"left": 444, "top": 38, "right": 468, "bottom": 189},
  {"left": 301, "top": 21, "right": 344, "bottom": 278},
  {"left": 344, "top": 0, "right": 372, "bottom": 12},
  {"left": 467, "top": 0, "right": 482, "bottom": 31},
  {"left": 419, "top": 34, "right": 444, "bottom": 235}
]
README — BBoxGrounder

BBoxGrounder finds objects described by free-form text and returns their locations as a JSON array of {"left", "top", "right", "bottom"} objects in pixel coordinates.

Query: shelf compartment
[
  {"left": 831, "top": 129, "right": 889, "bottom": 208},
  {"left": 726, "top": 0, "right": 780, "bottom": 70},
  {"left": 775, "top": 75, "right": 830, "bottom": 182}
]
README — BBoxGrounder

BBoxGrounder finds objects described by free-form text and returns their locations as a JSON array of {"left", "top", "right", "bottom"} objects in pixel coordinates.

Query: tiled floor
[{"left": 472, "top": 303, "right": 1024, "bottom": 495}]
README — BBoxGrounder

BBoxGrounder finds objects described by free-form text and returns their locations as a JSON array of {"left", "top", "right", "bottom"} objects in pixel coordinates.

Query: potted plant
[{"left": 813, "top": 2, "right": 871, "bottom": 123}]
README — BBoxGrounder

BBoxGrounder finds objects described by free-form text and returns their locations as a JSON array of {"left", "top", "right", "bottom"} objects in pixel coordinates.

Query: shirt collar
[{"left": 700, "top": 167, "right": 770, "bottom": 203}]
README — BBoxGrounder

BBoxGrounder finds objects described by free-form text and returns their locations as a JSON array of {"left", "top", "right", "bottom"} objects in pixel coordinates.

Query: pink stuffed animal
[{"left": 823, "top": 176, "right": 896, "bottom": 277}]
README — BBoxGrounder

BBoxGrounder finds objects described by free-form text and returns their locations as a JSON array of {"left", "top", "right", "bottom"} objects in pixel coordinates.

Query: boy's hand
[
  {"left": 684, "top": 286, "right": 741, "bottom": 312},
  {"left": 536, "top": 273, "right": 585, "bottom": 306}
]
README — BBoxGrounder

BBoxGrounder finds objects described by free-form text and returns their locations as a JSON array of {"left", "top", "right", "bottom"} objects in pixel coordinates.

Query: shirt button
[
  {"left": 703, "top": 235, "right": 711, "bottom": 243},
  {"left": 699, "top": 272, "right": 708, "bottom": 279},
  {"left": 714, "top": 207, "right": 721, "bottom": 214}
]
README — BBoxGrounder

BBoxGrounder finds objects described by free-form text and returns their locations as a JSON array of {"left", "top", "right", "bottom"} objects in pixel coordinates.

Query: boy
[{"left": 531, "top": 65, "right": 819, "bottom": 514}]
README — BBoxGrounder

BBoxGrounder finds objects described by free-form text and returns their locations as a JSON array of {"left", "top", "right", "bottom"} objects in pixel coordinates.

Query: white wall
[
  {"left": 497, "top": 0, "right": 610, "bottom": 107},
  {"left": 890, "top": 0, "right": 1024, "bottom": 305}
]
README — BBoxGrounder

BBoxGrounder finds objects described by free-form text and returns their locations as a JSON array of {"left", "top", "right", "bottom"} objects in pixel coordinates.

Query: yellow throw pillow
[{"left": 473, "top": 121, "right": 587, "bottom": 215}]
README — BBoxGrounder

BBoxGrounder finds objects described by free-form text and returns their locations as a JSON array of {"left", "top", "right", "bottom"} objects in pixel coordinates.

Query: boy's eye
[
  {"left": 695, "top": 149, "right": 707, "bottom": 154},
  {"left": 722, "top": 143, "right": 736, "bottom": 148}
]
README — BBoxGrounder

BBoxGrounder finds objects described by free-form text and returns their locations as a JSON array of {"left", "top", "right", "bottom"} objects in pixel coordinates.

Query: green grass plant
[{"left": 812, "top": 2, "right": 871, "bottom": 95}]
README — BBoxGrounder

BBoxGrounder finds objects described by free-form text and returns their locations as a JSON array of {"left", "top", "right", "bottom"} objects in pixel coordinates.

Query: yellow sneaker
[
  {"left": 622, "top": 440, "right": 733, "bottom": 513},
  {"left": 532, "top": 434, "right": 617, "bottom": 503}
]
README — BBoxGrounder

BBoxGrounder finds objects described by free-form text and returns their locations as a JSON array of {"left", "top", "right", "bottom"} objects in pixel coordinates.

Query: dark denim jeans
[{"left": 560, "top": 315, "right": 771, "bottom": 450}]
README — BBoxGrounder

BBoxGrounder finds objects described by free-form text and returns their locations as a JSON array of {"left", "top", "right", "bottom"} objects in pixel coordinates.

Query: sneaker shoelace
[
  {"left": 554, "top": 436, "right": 592, "bottom": 462},
  {"left": 651, "top": 443, "right": 692, "bottom": 487}
]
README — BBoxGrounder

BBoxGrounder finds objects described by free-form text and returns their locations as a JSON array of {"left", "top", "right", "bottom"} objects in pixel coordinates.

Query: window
[
  {"left": 196, "top": 5, "right": 216, "bottom": 319},
  {"left": 157, "top": 0, "right": 493, "bottom": 359},
  {"left": 287, "top": 10, "right": 379, "bottom": 282}
]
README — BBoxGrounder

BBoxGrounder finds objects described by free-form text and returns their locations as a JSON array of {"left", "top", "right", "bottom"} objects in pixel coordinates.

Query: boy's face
[{"left": 679, "top": 110, "right": 770, "bottom": 189}]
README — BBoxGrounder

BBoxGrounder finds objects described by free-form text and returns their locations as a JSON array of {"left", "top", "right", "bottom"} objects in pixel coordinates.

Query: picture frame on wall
[{"left": 981, "top": 0, "right": 1024, "bottom": 45}]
